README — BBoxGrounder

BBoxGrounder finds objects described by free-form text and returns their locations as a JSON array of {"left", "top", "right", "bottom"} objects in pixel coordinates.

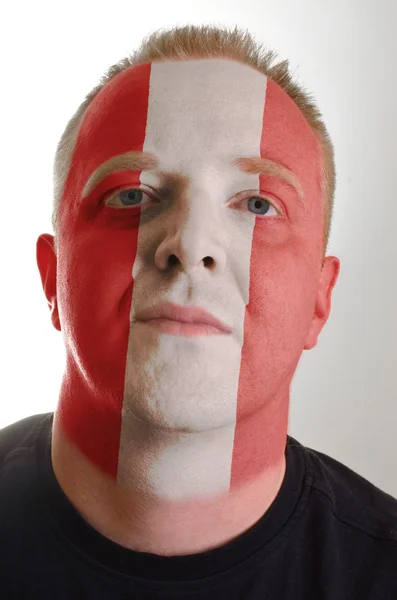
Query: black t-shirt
[{"left": 0, "top": 413, "right": 396, "bottom": 599}]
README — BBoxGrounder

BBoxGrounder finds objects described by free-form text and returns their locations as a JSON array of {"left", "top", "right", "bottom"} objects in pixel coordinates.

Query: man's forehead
[
  {"left": 103, "top": 57, "right": 267, "bottom": 105},
  {"left": 81, "top": 58, "right": 313, "bottom": 160},
  {"left": 135, "top": 57, "right": 266, "bottom": 101},
  {"left": 82, "top": 58, "right": 269, "bottom": 149}
]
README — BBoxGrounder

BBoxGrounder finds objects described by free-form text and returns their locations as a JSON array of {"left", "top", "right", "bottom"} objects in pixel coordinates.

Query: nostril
[
  {"left": 166, "top": 254, "right": 214, "bottom": 269},
  {"left": 168, "top": 254, "right": 179, "bottom": 267}
]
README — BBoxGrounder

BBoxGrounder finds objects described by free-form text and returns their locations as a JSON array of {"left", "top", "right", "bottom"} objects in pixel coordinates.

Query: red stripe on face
[
  {"left": 57, "top": 63, "right": 151, "bottom": 477},
  {"left": 230, "top": 79, "right": 323, "bottom": 489}
]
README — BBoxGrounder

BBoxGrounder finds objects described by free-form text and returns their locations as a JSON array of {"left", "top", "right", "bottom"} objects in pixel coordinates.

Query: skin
[{"left": 36, "top": 58, "right": 340, "bottom": 557}]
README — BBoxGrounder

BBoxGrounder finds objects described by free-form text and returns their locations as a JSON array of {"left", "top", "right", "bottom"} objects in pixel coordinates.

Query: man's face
[{"left": 51, "top": 59, "right": 331, "bottom": 478}]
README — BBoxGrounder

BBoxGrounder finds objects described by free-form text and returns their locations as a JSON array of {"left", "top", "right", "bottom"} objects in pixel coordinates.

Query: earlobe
[
  {"left": 36, "top": 234, "right": 61, "bottom": 332},
  {"left": 303, "top": 255, "right": 340, "bottom": 350}
]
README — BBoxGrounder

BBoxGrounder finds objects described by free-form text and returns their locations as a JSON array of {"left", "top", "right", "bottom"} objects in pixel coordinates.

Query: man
[{"left": 1, "top": 24, "right": 396, "bottom": 599}]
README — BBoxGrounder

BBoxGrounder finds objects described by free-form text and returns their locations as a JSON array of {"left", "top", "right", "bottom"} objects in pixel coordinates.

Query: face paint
[{"left": 56, "top": 59, "right": 324, "bottom": 498}]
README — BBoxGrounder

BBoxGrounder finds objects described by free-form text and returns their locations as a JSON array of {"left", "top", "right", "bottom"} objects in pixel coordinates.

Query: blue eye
[
  {"left": 119, "top": 189, "right": 144, "bottom": 206},
  {"left": 105, "top": 188, "right": 152, "bottom": 209},
  {"left": 247, "top": 196, "right": 277, "bottom": 216}
]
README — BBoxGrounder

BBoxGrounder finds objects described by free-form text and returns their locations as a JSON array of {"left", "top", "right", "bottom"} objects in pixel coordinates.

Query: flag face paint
[
  {"left": 57, "top": 63, "right": 152, "bottom": 477},
  {"left": 57, "top": 59, "right": 323, "bottom": 496}
]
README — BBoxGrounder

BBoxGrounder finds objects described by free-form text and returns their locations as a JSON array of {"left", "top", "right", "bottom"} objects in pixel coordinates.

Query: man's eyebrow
[
  {"left": 233, "top": 156, "right": 306, "bottom": 210},
  {"left": 82, "top": 152, "right": 158, "bottom": 198}
]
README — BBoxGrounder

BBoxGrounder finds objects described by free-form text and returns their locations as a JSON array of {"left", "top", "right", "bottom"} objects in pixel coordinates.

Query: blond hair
[{"left": 53, "top": 24, "right": 335, "bottom": 255}]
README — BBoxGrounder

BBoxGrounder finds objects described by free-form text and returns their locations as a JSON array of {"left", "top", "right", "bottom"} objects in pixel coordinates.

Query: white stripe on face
[{"left": 118, "top": 59, "right": 267, "bottom": 500}]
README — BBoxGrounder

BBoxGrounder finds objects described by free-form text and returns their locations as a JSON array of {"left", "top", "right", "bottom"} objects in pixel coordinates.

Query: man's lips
[{"left": 134, "top": 302, "right": 232, "bottom": 334}]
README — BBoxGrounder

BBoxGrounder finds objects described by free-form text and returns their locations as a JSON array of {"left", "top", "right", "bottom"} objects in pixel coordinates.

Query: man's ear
[
  {"left": 303, "top": 255, "right": 340, "bottom": 350},
  {"left": 36, "top": 234, "right": 61, "bottom": 332}
]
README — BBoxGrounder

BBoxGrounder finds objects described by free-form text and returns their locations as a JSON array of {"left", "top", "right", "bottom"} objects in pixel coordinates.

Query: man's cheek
[
  {"left": 252, "top": 218, "right": 293, "bottom": 250},
  {"left": 250, "top": 255, "right": 316, "bottom": 331}
]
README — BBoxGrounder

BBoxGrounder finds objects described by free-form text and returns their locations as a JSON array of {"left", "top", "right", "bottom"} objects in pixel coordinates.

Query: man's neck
[{"left": 50, "top": 400, "right": 288, "bottom": 557}]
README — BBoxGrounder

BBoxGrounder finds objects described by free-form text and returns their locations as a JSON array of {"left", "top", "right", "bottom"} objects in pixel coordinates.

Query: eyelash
[{"left": 104, "top": 187, "right": 283, "bottom": 217}]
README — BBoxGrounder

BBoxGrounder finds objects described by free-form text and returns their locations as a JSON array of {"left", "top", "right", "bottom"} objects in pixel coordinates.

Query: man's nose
[{"left": 154, "top": 203, "right": 227, "bottom": 274}]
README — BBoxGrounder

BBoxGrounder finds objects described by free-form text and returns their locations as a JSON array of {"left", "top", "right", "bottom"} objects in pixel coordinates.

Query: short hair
[{"left": 52, "top": 24, "right": 335, "bottom": 256}]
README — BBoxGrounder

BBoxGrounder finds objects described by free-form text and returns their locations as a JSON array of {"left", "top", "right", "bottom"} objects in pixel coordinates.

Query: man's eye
[
  {"left": 240, "top": 196, "right": 280, "bottom": 217},
  {"left": 105, "top": 188, "right": 152, "bottom": 208}
]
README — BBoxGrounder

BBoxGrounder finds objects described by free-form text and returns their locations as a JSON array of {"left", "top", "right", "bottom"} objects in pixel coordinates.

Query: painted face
[{"left": 56, "top": 59, "right": 324, "bottom": 492}]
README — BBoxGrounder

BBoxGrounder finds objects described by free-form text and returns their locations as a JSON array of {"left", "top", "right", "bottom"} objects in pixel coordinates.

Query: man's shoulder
[
  {"left": 0, "top": 413, "right": 53, "bottom": 468},
  {"left": 301, "top": 440, "right": 397, "bottom": 544}
]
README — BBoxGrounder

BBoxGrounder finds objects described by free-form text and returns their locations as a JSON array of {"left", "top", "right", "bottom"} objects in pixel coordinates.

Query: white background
[{"left": 0, "top": 0, "right": 396, "bottom": 496}]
